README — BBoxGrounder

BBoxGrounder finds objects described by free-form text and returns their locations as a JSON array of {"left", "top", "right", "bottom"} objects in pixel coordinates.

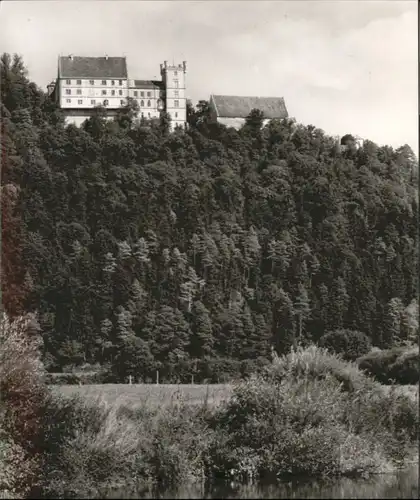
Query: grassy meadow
[
  {"left": 53, "top": 381, "right": 418, "bottom": 411},
  {"left": 52, "top": 383, "right": 234, "bottom": 409}
]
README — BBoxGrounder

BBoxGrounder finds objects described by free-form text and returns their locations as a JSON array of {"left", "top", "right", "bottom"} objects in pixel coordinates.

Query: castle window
[
  {"left": 174, "top": 100, "right": 179, "bottom": 108},
  {"left": 119, "top": 80, "right": 123, "bottom": 85},
  {"left": 91, "top": 99, "right": 96, "bottom": 105},
  {"left": 76, "top": 79, "right": 82, "bottom": 85},
  {"left": 140, "top": 91, "right": 145, "bottom": 97},
  {"left": 147, "top": 100, "right": 151, "bottom": 107},
  {"left": 102, "top": 90, "right": 107, "bottom": 95},
  {"left": 147, "top": 91, "right": 151, "bottom": 97},
  {"left": 103, "top": 99, "right": 109, "bottom": 106},
  {"left": 76, "top": 89, "right": 82, "bottom": 95},
  {"left": 111, "top": 80, "right": 115, "bottom": 85},
  {"left": 148, "top": 112, "right": 151, "bottom": 118},
  {"left": 89, "top": 80, "right": 95, "bottom": 85},
  {"left": 111, "top": 90, "right": 115, "bottom": 96},
  {"left": 66, "top": 89, "right": 71, "bottom": 95},
  {"left": 78, "top": 99, "right": 83, "bottom": 105},
  {"left": 134, "top": 91, "right": 138, "bottom": 97},
  {"left": 120, "top": 100, "right": 124, "bottom": 105},
  {"left": 101, "top": 80, "right": 106, "bottom": 85},
  {"left": 173, "top": 79, "right": 179, "bottom": 88},
  {"left": 66, "top": 98, "right": 71, "bottom": 103},
  {"left": 175, "top": 112, "right": 178, "bottom": 118},
  {"left": 140, "top": 100, "right": 144, "bottom": 107},
  {"left": 174, "top": 71, "right": 178, "bottom": 76},
  {"left": 174, "top": 91, "right": 179, "bottom": 98},
  {"left": 119, "top": 90, "right": 123, "bottom": 96},
  {"left": 66, "top": 79, "right": 71, "bottom": 85}
]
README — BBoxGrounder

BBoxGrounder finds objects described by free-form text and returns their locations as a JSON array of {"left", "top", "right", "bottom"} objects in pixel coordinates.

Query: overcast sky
[{"left": 1, "top": 0, "right": 417, "bottom": 150}]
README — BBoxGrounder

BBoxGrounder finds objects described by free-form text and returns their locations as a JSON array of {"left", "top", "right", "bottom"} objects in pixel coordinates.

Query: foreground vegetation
[
  {"left": 38, "top": 346, "right": 418, "bottom": 498},
  {"left": 1, "top": 313, "right": 418, "bottom": 498}
]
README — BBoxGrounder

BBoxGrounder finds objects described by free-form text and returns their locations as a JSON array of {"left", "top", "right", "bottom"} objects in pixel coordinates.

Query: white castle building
[{"left": 47, "top": 55, "right": 187, "bottom": 129}]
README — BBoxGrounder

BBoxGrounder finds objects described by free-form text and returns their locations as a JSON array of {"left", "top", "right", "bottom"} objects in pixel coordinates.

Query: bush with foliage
[
  {"left": 358, "top": 345, "right": 419, "bottom": 385},
  {"left": 0, "top": 313, "right": 47, "bottom": 497},
  {"left": 319, "top": 329, "right": 372, "bottom": 361},
  {"left": 205, "top": 346, "right": 418, "bottom": 483}
]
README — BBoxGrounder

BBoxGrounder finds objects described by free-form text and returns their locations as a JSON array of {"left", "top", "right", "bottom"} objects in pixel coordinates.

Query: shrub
[
  {"left": 319, "top": 329, "right": 371, "bottom": 361},
  {"left": 205, "top": 345, "right": 418, "bottom": 483},
  {"left": 389, "top": 348, "right": 419, "bottom": 385},
  {"left": 0, "top": 313, "right": 47, "bottom": 497},
  {"left": 267, "top": 344, "right": 377, "bottom": 393},
  {"left": 357, "top": 346, "right": 419, "bottom": 385},
  {"left": 206, "top": 374, "right": 381, "bottom": 481}
]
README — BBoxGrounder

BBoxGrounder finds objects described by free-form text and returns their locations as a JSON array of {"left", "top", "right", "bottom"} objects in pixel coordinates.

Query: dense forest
[{"left": 1, "top": 53, "right": 418, "bottom": 382}]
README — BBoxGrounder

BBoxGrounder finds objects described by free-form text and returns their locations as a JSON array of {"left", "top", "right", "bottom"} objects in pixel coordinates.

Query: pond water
[{"left": 100, "top": 464, "right": 419, "bottom": 499}]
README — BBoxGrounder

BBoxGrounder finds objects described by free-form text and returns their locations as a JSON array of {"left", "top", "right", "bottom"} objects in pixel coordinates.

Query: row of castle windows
[
  {"left": 65, "top": 99, "right": 126, "bottom": 106},
  {"left": 64, "top": 98, "right": 169, "bottom": 109},
  {"left": 66, "top": 88, "right": 126, "bottom": 96},
  {"left": 65, "top": 79, "right": 124, "bottom": 86}
]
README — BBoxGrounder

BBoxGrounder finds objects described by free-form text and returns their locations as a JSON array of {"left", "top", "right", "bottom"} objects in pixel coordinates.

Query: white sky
[{"left": 0, "top": 0, "right": 418, "bottom": 150}]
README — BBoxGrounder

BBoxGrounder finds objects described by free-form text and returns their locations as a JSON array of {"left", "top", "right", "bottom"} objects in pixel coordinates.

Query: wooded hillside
[{"left": 1, "top": 53, "right": 418, "bottom": 382}]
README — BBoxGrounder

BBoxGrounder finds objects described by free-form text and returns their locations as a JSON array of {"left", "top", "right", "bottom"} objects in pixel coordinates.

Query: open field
[
  {"left": 52, "top": 382, "right": 418, "bottom": 409},
  {"left": 52, "top": 383, "right": 235, "bottom": 409}
]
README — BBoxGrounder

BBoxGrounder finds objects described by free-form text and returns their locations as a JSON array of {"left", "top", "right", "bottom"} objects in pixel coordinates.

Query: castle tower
[{"left": 160, "top": 60, "right": 187, "bottom": 130}]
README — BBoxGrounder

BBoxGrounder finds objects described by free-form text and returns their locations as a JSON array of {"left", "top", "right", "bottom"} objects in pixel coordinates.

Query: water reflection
[{"left": 101, "top": 464, "right": 418, "bottom": 499}]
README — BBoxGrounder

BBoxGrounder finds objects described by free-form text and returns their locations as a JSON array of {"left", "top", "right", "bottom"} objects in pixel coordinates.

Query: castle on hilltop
[
  {"left": 48, "top": 55, "right": 290, "bottom": 131},
  {"left": 48, "top": 55, "right": 187, "bottom": 129}
]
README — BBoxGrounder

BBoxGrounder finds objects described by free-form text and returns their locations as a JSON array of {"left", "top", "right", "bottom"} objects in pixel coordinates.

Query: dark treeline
[{"left": 1, "top": 53, "right": 418, "bottom": 382}]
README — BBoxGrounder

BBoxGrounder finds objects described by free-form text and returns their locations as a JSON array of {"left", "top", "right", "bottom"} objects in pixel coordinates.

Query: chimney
[
  {"left": 69, "top": 54, "right": 73, "bottom": 60},
  {"left": 105, "top": 54, "right": 108, "bottom": 60}
]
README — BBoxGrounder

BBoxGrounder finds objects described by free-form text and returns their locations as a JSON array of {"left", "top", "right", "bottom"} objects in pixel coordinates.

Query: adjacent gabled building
[
  {"left": 49, "top": 56, "right": 187, "bottom": 129},
  {"left": 209, "top": 94, "right": 288, "bottom": 129}
]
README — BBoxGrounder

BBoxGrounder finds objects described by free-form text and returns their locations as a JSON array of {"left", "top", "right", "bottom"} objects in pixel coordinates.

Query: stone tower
[{"left": 160, "top": 61, "right": 187, "bottom": 130}]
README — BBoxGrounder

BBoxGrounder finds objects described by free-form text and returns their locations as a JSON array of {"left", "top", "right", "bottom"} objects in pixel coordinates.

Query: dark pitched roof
[
  {"left": 211, "top": 94, "right": 288, "bottom": 119},
  {"left": 130, "top": 79, "right": 164, "bottom": 90},
  {"left": 58, "top": 56, "right": 128, "bottom": 79}
]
